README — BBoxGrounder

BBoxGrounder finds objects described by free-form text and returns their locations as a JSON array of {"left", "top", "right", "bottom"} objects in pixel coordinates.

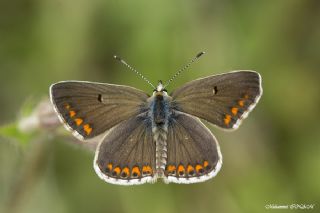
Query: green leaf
[{"left": 0, "top": 122, "right": 34, "bottom": 146}]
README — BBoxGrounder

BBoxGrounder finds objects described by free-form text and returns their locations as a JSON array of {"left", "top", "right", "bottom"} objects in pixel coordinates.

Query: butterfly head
[{"left": 153, "top": 81, "right": 167, "bottom": 95}]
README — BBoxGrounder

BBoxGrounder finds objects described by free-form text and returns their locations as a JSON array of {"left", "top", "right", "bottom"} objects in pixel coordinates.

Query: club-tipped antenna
[
  {"left": 163, "top": 51, "right": 205, "bottom": 88},
  {"left": 114, "top": 55, "right": 155, "bottom": 89}
]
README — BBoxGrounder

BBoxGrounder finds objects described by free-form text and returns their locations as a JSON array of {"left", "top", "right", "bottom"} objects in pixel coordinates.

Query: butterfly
[{"left": 49, "top": 53, "right": 262, "bottom": 185}]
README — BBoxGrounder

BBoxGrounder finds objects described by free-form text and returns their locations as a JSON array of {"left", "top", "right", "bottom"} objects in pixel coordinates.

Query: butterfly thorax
[{"left": 151, "top": 92, "right": 170, "bottom": 125}]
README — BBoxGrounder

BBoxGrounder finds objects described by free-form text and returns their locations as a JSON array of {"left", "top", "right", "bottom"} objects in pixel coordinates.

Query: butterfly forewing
[
  {"left": 171, "top": 71, "right": 262, "bottom": 129},
  {"left": 94, "top": 113, "right": 156, "bottom": 185},
  {"left": 164, "top": 111, "right": 222, "bottom": 184},
  {"left": 50, "top": 81, "right": 149, "bottom": 140}
]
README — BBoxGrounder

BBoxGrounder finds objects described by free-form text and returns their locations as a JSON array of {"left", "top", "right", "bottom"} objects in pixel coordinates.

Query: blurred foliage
[
  {"left": 0, "top": 122, "right": 33, "bottom": 146},
  {"left": 0, "top": 0, "right": 320, "bottom": 213},
  {"left": 0, "top": 98, "right": 38, "bottom": 145}
]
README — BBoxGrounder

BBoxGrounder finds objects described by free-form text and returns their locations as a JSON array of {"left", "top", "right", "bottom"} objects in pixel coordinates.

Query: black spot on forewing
[
  {"left": 213, "top": 86, "right": 218, "bottom": 94},
  {"left": 98, "top": 94, "right": 103, "bottom": 102}
]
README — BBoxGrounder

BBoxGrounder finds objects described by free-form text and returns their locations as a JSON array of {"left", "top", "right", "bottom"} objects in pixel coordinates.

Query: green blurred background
[{"left": 1, "top": 0, "right": 319, "bottom": 212}]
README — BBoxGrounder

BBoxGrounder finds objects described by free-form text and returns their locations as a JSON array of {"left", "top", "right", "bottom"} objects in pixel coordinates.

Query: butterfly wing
[
  {"left": 94, "top": 113, "right": 156, "bottom": 185},
  {"left": 171, "top": 71, "right": 262, "bottom": 129},
  {"left": 164, "top": 111, "right": 222, "bottom": 184},
  {"left": 50, "top": 81, "right": 149, "bottom": 141}
]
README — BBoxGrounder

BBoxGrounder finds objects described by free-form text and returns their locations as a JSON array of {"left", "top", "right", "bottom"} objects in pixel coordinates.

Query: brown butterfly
[{"left": 50, "top": 52, "right": 262, "bottom": 185}]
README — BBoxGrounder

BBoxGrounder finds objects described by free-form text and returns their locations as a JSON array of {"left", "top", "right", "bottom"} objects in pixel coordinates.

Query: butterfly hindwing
[
  {"left": 94, "top": 113, "right": 156, "bottom": 185},
  {"left": 50, "top": 81, "right": 149, "bottom": 140},
  {"left": 171, "top": 71, "right": 262, "bottom": 129},
  {"left": 164, "top": 111, "right": 222, "bottom": 184}
]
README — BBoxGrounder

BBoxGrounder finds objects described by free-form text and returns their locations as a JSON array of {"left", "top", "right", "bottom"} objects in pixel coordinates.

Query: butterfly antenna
[
  {"left": 163, "top": 51, "right": 205, "bottom": 88},
  {"left": 114, "top": 55, "right": 155, "bottom": 89}
]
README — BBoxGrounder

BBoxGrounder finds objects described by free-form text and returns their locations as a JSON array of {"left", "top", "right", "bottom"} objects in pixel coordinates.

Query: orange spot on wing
[
  {"left": 69, "top": 110, "right": 76, "bottom": 118},
  {"left": 131, "top": 166, "right": 141, "bottom": 177},
  {"left": 224, "top": 114, "right": 231, "bottom": 125},
  {"left": 203, "top": 161, "right": 209, "bottom": 168},
  {"left": 142, "top": 165, "right": 152, "bottom": 175},
  {"left": 187, "top": 165, "right": 195, "bottom": 175},
  {"left": 167, "top": 165, "right": 176, "bottom": 172},
  {"left": 121, "top": 167, "right": 130, "bottom": 177},
  {"left": 238, "top": 100, "right": 244, "bottom": 107},
  {"left": 231, "top": 107, "right": 238, "bottom": 115},
  {"left": 107, "top": 163, "right": 113, "bottom": 172},
  {"left": 166, "top": 165, "right": 176, "bottom": 175},
  {"left": 74, "top": 118, "right": 83, "bottom": 126},
  {"left": 113, "top": 167, "right": 121, "bottom": 176},
  {"left": 177, "top": 165, "right": 185, "bottom": 176},
  {"left": 244, "top": 94, "right": 249, "bottom": 99},
  {"left": 83, "top": 124, "right": 92, "bottom": 135},
  {"left": 195, "top": 164, "right": 204, "bottom": 174},
  {"left": 203, "top": 160, "right": 211, "bottom": 171}
]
